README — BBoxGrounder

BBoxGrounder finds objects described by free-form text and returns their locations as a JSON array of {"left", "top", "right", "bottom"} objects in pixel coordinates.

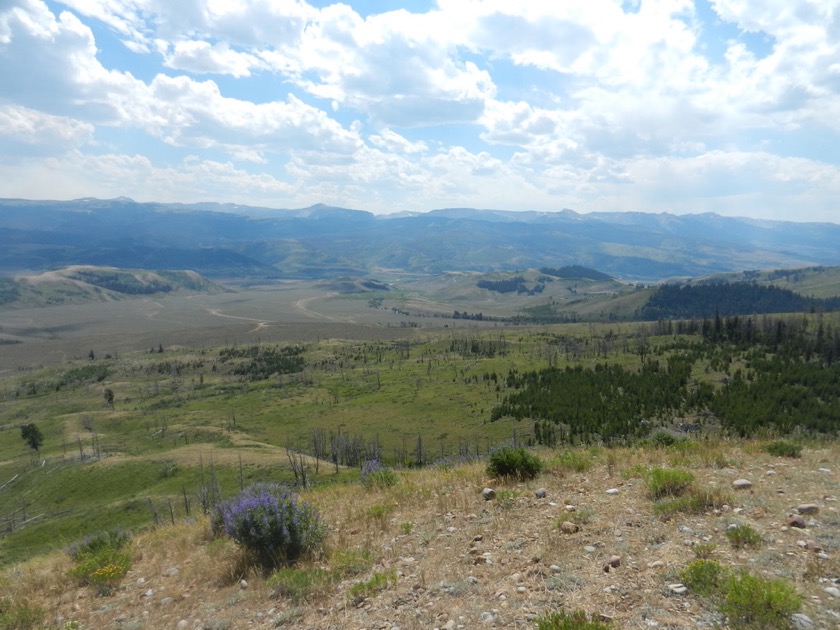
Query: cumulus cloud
[{"left": 0, "top": 0, "right": 839, "bottom": 220}]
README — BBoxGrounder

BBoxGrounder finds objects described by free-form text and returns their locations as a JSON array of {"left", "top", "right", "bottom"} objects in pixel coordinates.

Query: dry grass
[{"left": 2, "top": 440, "right": 838, "bottom": 629}]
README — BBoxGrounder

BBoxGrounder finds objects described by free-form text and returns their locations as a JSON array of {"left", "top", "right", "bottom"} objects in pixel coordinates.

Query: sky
[{"left": 1, "top": 0, "right": 839, "bottom": 221}]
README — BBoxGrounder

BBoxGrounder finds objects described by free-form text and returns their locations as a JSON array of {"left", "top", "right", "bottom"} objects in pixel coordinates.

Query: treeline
[
  {"left": 640, "top": 282, "right": 840, "bottom": 320},
  {"left": 218, "top": 344, "right": 306, "bottom": 380},
  {"left": 539, "top": 265, "right": 612, "bottom": 281},
  {"left": 477, "top": 276, "right": 544, "bottom": 295},
  {"left": 73, "top": 270, "right": 174, "bottom": 295},
  {"left": 492, "top": 314, "right": 840, "bottom": 443}
]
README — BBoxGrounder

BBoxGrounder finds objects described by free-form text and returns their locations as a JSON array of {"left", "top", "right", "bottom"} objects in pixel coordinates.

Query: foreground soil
[{"left": 3, "top": 441, "right": 839, "bottom": 629}]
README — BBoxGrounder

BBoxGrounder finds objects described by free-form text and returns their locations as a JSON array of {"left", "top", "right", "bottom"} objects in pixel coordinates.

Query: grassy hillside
[
  {"left": 0, "top": 266, "right": 225, "bottom": 310},
  {"left": 0, "top": 309, "right": 838, "bottom": 628}
]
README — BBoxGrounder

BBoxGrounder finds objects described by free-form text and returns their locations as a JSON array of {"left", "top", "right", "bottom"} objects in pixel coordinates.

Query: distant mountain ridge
[{"left": 2, "top": 198, "right": 839, "bottom": 281}]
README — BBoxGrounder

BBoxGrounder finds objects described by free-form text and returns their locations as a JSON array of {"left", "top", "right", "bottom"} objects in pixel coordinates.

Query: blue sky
[{"left": 1, "top": 0, "right": 839, "bottom": 221}]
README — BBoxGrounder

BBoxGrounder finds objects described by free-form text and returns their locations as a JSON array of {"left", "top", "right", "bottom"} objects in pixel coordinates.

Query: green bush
[
  {"left": 725, "top": 524, "right": 763, "bottom": 549},
  {"left": 487, "top": 446, "right": 542, "bottom": 481},
  {"left": 646, "top": 467, "right": 694, "bottom": 499},
  {"left": 764, "top": 440, "right": 802, "bottom": 458},
  {"left": 66, "top": 527, "right": 132, "bottom": 594},
  {"left": 648, "top": 431, "right": 680, "bottom": 447},
  {"left": 719, "top": 570, "right": 801, "bottom": 629},
  {"left": 680, "top": 559, "right": 725, "bottom": 597},
  {"left": 360, "top": 460, "right": 399, "bottom": 488},
  {"left": 537, "top": 609, "right": 612, "bottom": 629}
]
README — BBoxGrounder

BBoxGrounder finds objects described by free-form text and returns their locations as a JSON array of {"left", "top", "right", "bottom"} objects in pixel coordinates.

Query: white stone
[
  {"left": 606, "top": 488, "right": 620, "bottom": 495},
  {"left": 732, "top": 479, "right": 753, "bottom": 490},
  {"left": 825, "top": 586, "right": 840, "bottom": 598}
]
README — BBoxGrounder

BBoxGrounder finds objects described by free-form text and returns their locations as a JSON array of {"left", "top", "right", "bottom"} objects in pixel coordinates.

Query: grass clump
[
  {"left": 725, "top": 524, "right": 763, "bottom": 548},
  {"left": 720, "top": 570, "right": 801, "bottom": 629},
  {"left": 0, "top": 597, "right": 45, "bottom": 629},
  {"left": 679, "top": 559, "right": 801, "bottom": 629},
  {"left": 267, "top": 566, "right": 336, "bottom": 603},
  {"left": 213, "top": 483, "right": 326, "bottom": 570},
  {"left": 654, "top": 488, "right": 729, "bottom": 520},
  {"left": 348, "top": 570, "right": 397, "bottom": 600},
  {"left": 550, "top": 450, "right": 592, "bottom": 473},
  {"left": 764, "top": 440, "right": 802, "bottom": 458},
  {"left": 536, "top": 609, "right": 612, "bottom": 629},
  {"left": 66, "top": 527, "right": 132, "bottom": 594},
  {"left": 360, "top": 459, "right": 398, "bottom": 489},
  {"left": 646, "top": 467, "right": 694, "bottom": 499},
  {"left": 487, "top": 446, "right": 542, "bottom": 481}
]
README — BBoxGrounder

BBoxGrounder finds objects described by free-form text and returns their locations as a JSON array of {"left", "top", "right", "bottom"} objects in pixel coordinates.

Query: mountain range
[{"left": 2, "top": 198, "right": 839, "bottom": 281}]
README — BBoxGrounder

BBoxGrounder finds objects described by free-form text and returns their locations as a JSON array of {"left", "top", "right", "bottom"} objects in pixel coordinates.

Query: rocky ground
[{"left": 5, "top": 441, "right": 840, "bottom": 629}]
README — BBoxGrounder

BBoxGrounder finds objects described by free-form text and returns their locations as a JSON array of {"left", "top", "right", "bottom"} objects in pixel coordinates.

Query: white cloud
[
  {"left": 1, "top": 1, "right": 839, "bottom": 222},
  {"left": 0, "top": 105, "right": 94, "bottom": 157},
  {"left": 163, "top": 40, "right": 263, "bottom": 77}
]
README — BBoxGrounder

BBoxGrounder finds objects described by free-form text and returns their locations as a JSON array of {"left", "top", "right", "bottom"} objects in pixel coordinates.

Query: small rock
[
  {"left": 817, "top": 552, "right": 829, "bottom": 560},
  {"left": 443, "top": 621, "right": 456, "bottom": 630},
  {"left": 560, "top": 521, "right": 581, "bottom": 534},
  {"left": 601, "top": 554, "right": 621, "bottom": 573},
  {"left": 790, "top": 613, "right": 815, "bottom": 629},
  {"left": 177, "top": 621, "right": 189, "bottom": 630},
  {"left": 482, "top": 488, "right": 496, "bottom": 501},
  {"left": 160, "top": 597, "right": 174, "bottom": 606},
  {"left": 668, "top": 583, "right": 688, "bottom": 595},
  {"left": 550, "top": 565, "right": 562, "bottom": 573},
  {"left": 565, "top": 505, "right": 576, "bottom": 512},
  {"left": 765, "top": 470, "right": 778, "bottom": 476},
  {"left": 647, "top": 560, "right": 665, "bottom": 569},
  {"left": 732, "top": 479, "right": 753, "bottom": 490},
  {"left": 535, "top": 488, "right": 547, "bottom": 498},
  {"left": 797, "top": 504, "right": 820, "bottom": 515},
  {"left": 480, "top": 611, "right": 496, "bottom": 624},
  {"left": 787, "top": 514, "right": 807, "bottom": 529},
  {"left": 136, "top": 577, "right": 146, "bottom": 586},
  {"left": 825, "top": 586, "right": 840, "bottom": 598},
  {"left": 583, "top": 545, "right": 597, "bottom": 553},
  {"left": 239, "top": 579, "right": 248, "bottom": 590},
  {"left": 805, "top": 540, "right": 823, "bottom": 552},
  {"left": 606, "top": 488, "right": 620, "bottom": 495},
  {"left": 818, "top": 468, "right": 831, "bottom": 473},
  {"left": 473, "top": 534, "right": 484, "bottom": 542},
  {"left": 165, "top": 567, "right": 179, "bottom": 577}
]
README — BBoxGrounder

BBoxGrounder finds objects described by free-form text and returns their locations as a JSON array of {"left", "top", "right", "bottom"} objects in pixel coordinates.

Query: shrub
[
  {"left": 66, "top": 527, "right": 131, "bottom": 560},
  {"left": 680, "top": 559, "right": 725, "bottom": 597},
  {"left": 66, "top": 528, "right": 132, "bottom": 594},
  {"left": 537, "top": 609, "right": 612, "bottom": 629},
  {"left": 360, "top": 460, "right": 398, "bottom": 488},
  {"left": 646, "top": 467, "right": 694, "bottom": 499},
  {"left": 214, "top": 483, "right": 326, "bottom": 570},
  {"left": 487, "top": 446, "right": 542, "bottom": 481},
  {"left": 648, "top": 431, "right": 680, "bottom": 447},
  {"left": 725, "top": 524, "right": 763, "bottom": 548},
  {"left": 764, "top": 440, "right": 802, "bottom": 458},
  {"left": 719, "top": 570, "right": 801, "bottom": 629}
]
